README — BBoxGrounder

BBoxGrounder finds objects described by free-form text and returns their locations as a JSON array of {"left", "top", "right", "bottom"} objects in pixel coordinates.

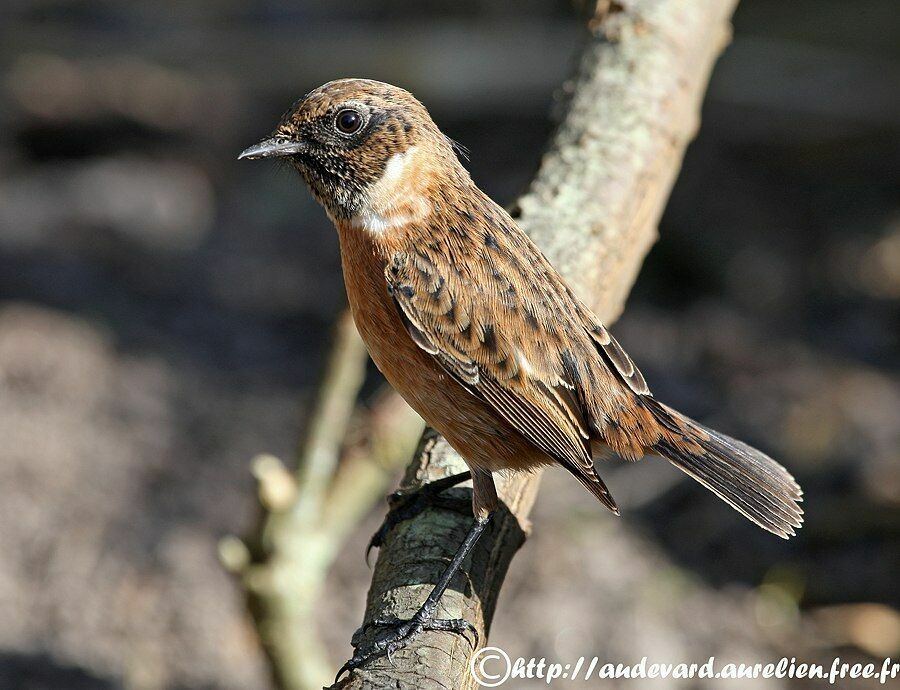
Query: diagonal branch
[
  {"left": 222, "top": 313, "right": 422, "bottom": 690},
  {"left": 331, "top": 0, "right": 739, "bottom": 687}
]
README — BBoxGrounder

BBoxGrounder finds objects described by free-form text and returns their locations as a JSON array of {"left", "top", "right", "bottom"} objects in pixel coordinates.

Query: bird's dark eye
[{"left": 335, "top": 109, "right": 363, "bottom": 135}]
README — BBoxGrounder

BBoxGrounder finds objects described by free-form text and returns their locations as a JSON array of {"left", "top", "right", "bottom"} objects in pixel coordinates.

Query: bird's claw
[
  {"left": 337, "top": 613, "right": 479, "bottom": 680},
  {"left": 365, "top": 490, "right": 419, "bottom": 563},
  {"left": 366, "top": 484, "right": 471, "bottom": 564}
]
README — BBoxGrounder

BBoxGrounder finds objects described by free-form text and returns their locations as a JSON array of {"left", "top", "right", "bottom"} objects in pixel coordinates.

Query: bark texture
[{"left": 332, "top": 1, "right": 739, "bottom": 687}]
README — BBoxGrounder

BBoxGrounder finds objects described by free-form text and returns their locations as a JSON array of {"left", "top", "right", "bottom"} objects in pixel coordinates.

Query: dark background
[{"left": 0, "top": 1, "right": 897, "bottom": 688}]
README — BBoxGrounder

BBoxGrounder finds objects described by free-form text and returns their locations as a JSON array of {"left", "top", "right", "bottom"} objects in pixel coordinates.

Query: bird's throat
[{"left": 350, "top": 146, "right": 432, "bottom": 235}]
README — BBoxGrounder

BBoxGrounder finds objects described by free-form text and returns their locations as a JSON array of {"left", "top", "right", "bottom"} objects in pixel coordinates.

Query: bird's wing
[
  {"left": 385, "top": 248, "right": 619, "bottom": 513},
  {"left": 572, "top": 299, "right": 650, "bottom": 397}
]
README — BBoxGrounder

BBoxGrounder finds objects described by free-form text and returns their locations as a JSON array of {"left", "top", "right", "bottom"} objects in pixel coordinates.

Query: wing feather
[
  {"left": 386, "top": 249, "right": 619, "bottom": 512},
  {"left": 586, "top": 323, "right": 649, "bottom": 396}
]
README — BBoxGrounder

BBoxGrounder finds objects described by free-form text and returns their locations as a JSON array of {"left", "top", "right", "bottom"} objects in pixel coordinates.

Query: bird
[{"left": 239, "top": 78, "right": 803, "bottom": 674}]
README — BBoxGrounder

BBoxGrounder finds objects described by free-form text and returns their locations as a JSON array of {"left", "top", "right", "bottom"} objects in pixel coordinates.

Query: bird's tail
[{"left": 644, "top": 399, "right": 804, "bottom": 538}]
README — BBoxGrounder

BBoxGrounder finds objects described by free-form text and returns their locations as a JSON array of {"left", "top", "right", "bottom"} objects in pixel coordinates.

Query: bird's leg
[
  {"left": 366, "top": 470, "right": 472, "bottom": 559},
  {"left": 338, "top": 511, "right": 492, "bottom": 678}
]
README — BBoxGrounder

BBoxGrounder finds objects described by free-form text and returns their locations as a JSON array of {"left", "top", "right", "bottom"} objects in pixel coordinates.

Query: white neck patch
[{"left": 351, "top": 146, "right": 430, "bottom": 234}]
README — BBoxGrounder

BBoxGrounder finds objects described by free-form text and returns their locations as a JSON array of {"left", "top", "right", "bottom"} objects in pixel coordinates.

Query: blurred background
[{"left": 1, "top": 1, "right": 898, "bottom": 689}]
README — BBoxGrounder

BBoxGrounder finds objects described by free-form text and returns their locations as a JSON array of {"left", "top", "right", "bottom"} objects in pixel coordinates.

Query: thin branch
[
  {"left": 221, "top": 312, "right": 422, "bottom": 690},
  {"left": 332, "top": 1, "right": 739, "bottom": 687},
  {"left": 292, "top": 310, "right": 368, "bottom": 518}
]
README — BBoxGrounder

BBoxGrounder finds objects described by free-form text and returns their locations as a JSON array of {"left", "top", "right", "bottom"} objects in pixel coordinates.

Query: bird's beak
[{"left": 238, "top": 137, "right": 305, "bottom": 160}]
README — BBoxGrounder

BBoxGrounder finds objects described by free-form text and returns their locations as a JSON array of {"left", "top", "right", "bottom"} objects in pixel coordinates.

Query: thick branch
[{"left": 333, "top": 1, "right": 738, "bottom": 687}]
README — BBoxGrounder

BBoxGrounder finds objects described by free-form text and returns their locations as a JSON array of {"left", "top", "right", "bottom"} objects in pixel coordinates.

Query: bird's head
[{"left": 240, "top": 79, "right": 465, "bottom": 225}]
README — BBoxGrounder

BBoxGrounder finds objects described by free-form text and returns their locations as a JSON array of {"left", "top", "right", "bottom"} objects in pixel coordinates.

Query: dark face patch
[{"left": 267, "top": 79, "right": 429, "bottom": 219}]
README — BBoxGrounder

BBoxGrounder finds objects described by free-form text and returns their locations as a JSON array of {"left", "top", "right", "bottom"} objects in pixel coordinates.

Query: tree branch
[
  {"left": 221, "top": 313, "right": 422, "bottom": 690},
  {"left": 332, "top": 0, "right": 739, "bottom": 687}
]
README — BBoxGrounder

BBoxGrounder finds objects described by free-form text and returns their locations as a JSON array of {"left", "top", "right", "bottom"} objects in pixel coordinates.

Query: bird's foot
[
  {"left": 366, "top": 471, "right": 471, "bottom": 562},
  {"left": 338, "top": 611, "right": 478, "bottom": 679},
  {"left": 341, "top": 512, "right": 492, "bottom": 680}
]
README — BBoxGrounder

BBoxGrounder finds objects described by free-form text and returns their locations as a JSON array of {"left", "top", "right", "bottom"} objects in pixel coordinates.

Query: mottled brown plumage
[
  {"left": 241, "top": 78, "right": 802, "bottom": 538},
  {"left": 241, "top": 78, "right": 804, "bottom": 673}
]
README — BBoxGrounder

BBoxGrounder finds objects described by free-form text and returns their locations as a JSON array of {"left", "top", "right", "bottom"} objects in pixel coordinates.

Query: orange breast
[{"left": 334, "top": 221, "right": 549, "bottom": 474}]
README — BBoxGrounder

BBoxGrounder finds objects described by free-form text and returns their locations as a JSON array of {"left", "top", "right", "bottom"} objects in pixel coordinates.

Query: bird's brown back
[{"left": 241, "top": 78, "right": 803, "bottom": 537}]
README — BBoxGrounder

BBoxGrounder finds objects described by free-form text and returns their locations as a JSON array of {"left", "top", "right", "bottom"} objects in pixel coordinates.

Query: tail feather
[{"left": 646, "top": 401, "right": 803, "bottom": 539}]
